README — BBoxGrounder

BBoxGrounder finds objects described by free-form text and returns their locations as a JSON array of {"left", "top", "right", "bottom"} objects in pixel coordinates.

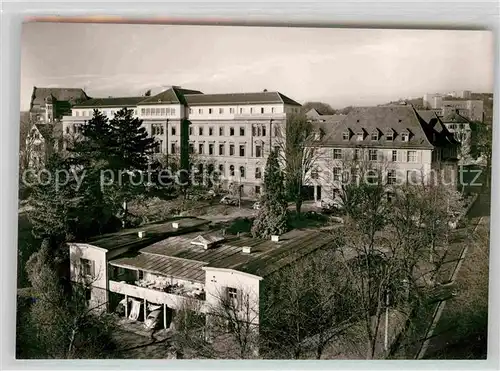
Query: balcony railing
[{"left": 109, "top": 280, "right": 207, "bottom": 311}]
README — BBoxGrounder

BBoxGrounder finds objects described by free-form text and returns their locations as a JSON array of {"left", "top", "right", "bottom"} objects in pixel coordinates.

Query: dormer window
[
  {"left": 401, "top": 132, "right": 409, "bottom": 142},
  {"left": 342, "top": 131, "right": 350, "bottom": 141},
  {"left": 356, "top": 132, "right": 364, "bottom": 141},
  {"left": 190, "top": 234, "right": 225, "bottom": 250},
  {"left": 371, "top": 130, "right": 379, "bottom": 141},
  {"left": 386, "top": 130, "right": 394, "bottom": 141}
]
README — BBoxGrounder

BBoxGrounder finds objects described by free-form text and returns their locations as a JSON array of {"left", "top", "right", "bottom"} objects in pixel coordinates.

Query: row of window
[
  {"left": 153, "top": 141, "right": 268, "bottom": 158},
  {"left": 188, "top": 143, "right": 264, "bottom": 157},
  {"left": 189, "top": 106, "right": 278, "bottom": 115},
  {"left": 148, "top": 124, "right": 275, "bottom": 138},
  {"left": 312, "top": 168, "right": 417, "bottom": 185},
  {"left": 342, "top": 130, "right": 410, "bottom": 142},
  {"left": 188, "top": 124, "right": 276, "bottom": 137},
  {"left": 73, "top": 109, "right": 138, "bottom": 117},
  {"left": 331, "top": 148, "right": 418, "bottom": 163},
  {"left": 140, "top": 107, "right": 176, "bottom": 116},
  {"left": 191, "top": 162, "right": 263, "bottom": 181}
]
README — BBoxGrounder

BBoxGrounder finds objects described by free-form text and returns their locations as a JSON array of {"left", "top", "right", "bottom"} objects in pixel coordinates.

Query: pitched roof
[
  {"left": 441, "top": 111, "right": 470, "bottom": 124},
  {"left": 129, "top": 228, "right": 336, "bottom": 281},
  {"left": 184, "top": 91, "right": 301, "bottom": 106},
  {"left": 33, "top": 123, "right": 58, "bottom": 140},
  {"left": 416, "top": 110, "right": 460, "bottom": 145},
  {"left": 139, "top": 87, "right": 203, "bottom": 106},
  {"left": 309, "top": 114, "right": 347, "bottom": 123},
  {"left": 110, "top": 254, "right": 207, "bottom": 283},
  {"left": 73, "top": 96, "right": 145, "bottom": 108},
  {"left": 313, "top": 106, "right": 441, "bottom": 149},
  {"left": 30, "top": 87, "right": 89, "bottom": 109}
]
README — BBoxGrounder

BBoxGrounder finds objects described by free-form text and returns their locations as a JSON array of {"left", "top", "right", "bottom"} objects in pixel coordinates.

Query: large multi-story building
[
  {"left": 306, "top": 105, "right": 459, "bottom": 203},
  {"left": 29, "top": 86, "right": 89, "bottom": 123},
  {"left": 422, "top": 92, "right": 484, "bottom": 122},
  {"left": 24, "top": 87, "right": 90, "bottom": 168},
  {"left": 61, "top": 86, "right": 302, "bottom": 198}
]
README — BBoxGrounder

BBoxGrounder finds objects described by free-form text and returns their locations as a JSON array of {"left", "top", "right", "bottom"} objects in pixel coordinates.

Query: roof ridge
[{"left": 411, "top": 106, "right": 436, "bottom": 147}]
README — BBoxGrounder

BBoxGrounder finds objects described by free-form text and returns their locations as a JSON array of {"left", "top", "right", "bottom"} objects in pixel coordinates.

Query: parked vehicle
[
  {"left": 144, "top": 309, "right": 162, "bottom": 330},
  {"left": 320, "top": 199, "right": 342, "bottom": 213},
  {"left": 220, "top": 196, "right": 238, "bottom": 206},
  {"left": 252, "top": 201, "right": 261, "bottom": 210}
]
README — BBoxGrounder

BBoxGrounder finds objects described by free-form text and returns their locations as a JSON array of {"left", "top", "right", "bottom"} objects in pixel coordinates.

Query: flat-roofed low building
[
  {"left": 68, "top": 217, "right": 211, "bottom": 312},
  {"left": 69, "top": 220, "right": 337, "bottom": 332}
]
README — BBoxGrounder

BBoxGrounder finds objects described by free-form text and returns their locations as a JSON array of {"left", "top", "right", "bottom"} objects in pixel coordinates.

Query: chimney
[
  {"left": 242, "top": 246, "right": 252, "bottom": 254},
  {"left": 138, "top": 231, "right": 146, "bottom": 238},
  {"left": 271, "top": 235, "right": 280, "bottom": 242},
  {"left": 172, "top": 222, "right": 180, "bottom": 229}
]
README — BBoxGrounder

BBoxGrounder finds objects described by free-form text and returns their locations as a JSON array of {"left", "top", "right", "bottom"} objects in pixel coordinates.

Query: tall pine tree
[
  {"left": 251, "top": 149, "right": 289, "bottom": 238},
  {"left": 107, "top": 108, "right": 157, "bottom": 225}
]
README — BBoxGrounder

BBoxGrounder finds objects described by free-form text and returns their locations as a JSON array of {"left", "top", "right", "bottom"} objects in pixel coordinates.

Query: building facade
[
  {"left": 29, "top": 86, "right": 89, "bottom": 123},
  {"left": 422, "top": 92, "right": 484, "bottom": 122},
  {"left": 61, "top": 86, "right": 302, "bottom": 198},
  {"left": 25, "top": 123, "right": 63, "bottom": 168},
  {"left": 306, "top": 105, "right": 459, "bottom": 203}
]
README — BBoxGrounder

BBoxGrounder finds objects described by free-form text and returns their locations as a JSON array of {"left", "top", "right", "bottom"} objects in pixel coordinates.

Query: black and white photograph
[{"left": 16, "top": 21, "right": 493, "bottom": 360}]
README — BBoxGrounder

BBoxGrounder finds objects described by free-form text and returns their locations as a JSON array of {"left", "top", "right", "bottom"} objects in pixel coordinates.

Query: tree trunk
[
  {"left": 316, "top": 342, "right": 324, "bottom": 359},
  {"left": 295, "top": 197, "right": 302, "bottom": 216},
  {"left": 122, "top": 200, "right": 128, "bottom": 228},
  {"left": 67, "top": 327, "right": 77, "bottom": 358}
]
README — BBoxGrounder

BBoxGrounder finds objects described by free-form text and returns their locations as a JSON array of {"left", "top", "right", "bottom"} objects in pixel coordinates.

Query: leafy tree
[
  {"left": 251, "top": 149, "right": 288, "bottom": 238},
  {"left": 302, "top": 101, "right": 336, "bottom": 115},
  {"left": 337, "top": 106, "right": 354, "bottom": 115}
]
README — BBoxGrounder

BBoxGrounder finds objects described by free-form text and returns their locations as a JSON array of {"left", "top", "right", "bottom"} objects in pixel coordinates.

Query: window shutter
[
  {"left": 237, "top": 290, "right": 243, "bottom": 311},
  {"left": 91, "top": 261, "right": 95, "bottom": 277},
  {"left": 397, "top": 150, "right": 403, "bottom": 162},
  {"left": 416, "top": 150, "right": 421, "bottom": 164}
]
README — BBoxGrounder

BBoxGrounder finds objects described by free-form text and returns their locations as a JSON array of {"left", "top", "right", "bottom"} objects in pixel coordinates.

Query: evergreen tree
[
  {"left": 67, "top": 109, "right": 121, "bottom": 235},
  {"left": 27, "top": 153, "right": 79, "bottom": 245},
  {"left": 106, "top": 108, "right": 157, "bottom": 225},
  {"left": 251, "top": 149, "right": 288, "bottom": 238}
]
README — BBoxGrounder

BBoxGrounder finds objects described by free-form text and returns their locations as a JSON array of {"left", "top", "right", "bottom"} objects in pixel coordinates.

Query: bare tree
[
  {"left": 260, "top": 251, "right": 358, "bottom": 359},
  {"left": 274, "top": 112, "right": 321, "bottom": 215},
  {"left": 173, "top": 286, "right": 260, "bottom": 359}
]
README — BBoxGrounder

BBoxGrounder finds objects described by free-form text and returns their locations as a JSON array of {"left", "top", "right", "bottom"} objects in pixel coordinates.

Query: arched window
[
  {"left": 240, "top": 166, "right": 246, "bottom": 178},
  {"left": 229, "top": 165, "right": 235, "bottom": 176}
]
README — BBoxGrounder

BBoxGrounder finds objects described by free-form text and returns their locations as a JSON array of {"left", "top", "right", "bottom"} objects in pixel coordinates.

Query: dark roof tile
[
  {"left": 185, "top": 91, "right": 301, "bottom": 106},
  {"left": 73, "top": 96, "right": 145, "bottom": 108},
  {"left": 30, "top": 87, "right": 89, "bottom": 109}
]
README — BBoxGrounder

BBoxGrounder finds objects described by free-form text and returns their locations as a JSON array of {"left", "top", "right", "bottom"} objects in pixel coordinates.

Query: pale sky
[{"left": 20, "top": 23, "right": 494, "bottom": 111}]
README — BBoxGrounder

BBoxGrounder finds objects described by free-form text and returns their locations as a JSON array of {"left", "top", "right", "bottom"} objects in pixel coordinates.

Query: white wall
[
  {"left": 309, "top": 147, "right": 434, "bottom": 201},
  {"left": 203, "top": 267, "right": 262, "bottom": 325},
  {"left": 188, "top": 104, "right": 283, "bottom": 120},
  {"left": 69, "top": 243, "right": 109, "bottom": 310},
  {"left": 71, "top": 107, "right": 138, "bottom": 119}
]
